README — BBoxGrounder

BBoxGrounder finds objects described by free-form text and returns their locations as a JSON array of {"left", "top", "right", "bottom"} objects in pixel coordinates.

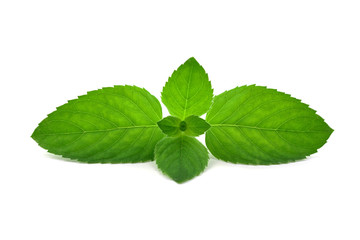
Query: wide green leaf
[
  {"left": 157, "top": 116, "right": 182, "bottom": 136},
  {"left": 206, "top": 85, "right": 333, "bottom": 165},
  {"left": 183, "top": 115, "right": 210, "bottom": 137},
  {"left": 32, "top": 85, "right": 164, "bottom": 163},
  {"left": 155, "top": 135, "right": 209, "bottom": 183},
  {"left": 161, "top": 57, "right": 213, "bottom": 119}
]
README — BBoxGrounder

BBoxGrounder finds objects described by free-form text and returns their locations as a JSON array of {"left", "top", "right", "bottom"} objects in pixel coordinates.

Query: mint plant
[{"left": 32, "top": 57, "right": 333, "bottom": 183}]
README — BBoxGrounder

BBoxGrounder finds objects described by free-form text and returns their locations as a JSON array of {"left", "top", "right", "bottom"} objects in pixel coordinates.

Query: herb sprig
[{"left": 32, "top": 57, "right": 333, "bottom": 183}]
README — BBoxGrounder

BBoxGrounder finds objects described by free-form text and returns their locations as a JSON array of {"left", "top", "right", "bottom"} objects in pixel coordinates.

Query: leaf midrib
[
  {"left": 210, "top": 124, "right": 331, "bottom": 133},
  {"left": 182, "top": 63, "right": 194, "bottom": 119},
  {"left": 37, "top": 125, "right": 158, "bottom": 136}
]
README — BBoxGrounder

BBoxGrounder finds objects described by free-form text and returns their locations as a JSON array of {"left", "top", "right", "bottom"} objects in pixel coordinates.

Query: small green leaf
[
  {"left": 155, "top": 135, "right": 209, "bottom": 183},
  {"left": 206, "top": 85, "right": 333, "bottom": 165},
  {"left": 158, "top": 115, "right": 210, "bottom": 137},
  {"left": 32, "top": 85, "right": 165, "bottom": 163},
  {"left": 157, "top": 116, "right": 182, "bottom": 136},
  {"left": 161, "top": 57, "right": 213, "bottom": 119},
  {"left": 184, "top": 115, "right": 210, "bottom": 137}
]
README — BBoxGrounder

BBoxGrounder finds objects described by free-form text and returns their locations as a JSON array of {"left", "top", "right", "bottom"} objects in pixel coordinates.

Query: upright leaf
[
  {"left": 32, "top": 85, "right": 164, "bottom": 163},
  {"left": 206, "top": 85, "right": 333, "bottom": 165},
  {"left": 155, "top": 135, "right": 209, "bottom": 183},
  {"left": 161, "top": 57, "right": 213, "bottom": 119}
]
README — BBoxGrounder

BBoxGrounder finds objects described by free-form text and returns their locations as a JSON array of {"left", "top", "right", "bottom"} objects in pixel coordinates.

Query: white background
[{"left": 1, "top": 1, "right": 359, "bottom": 239}]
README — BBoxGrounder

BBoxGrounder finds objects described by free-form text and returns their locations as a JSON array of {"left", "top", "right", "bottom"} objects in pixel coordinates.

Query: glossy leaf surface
[
  {"left": 206, "top": 85, "right": 333, "bottom": 165},
  {"left": 157, "top": 116, "right": 182, "bottom": 136},
  {"left": 32, "top": 85, "right": 164, "bottom": 163},
  {"left": 161, "top": 57, "right": 213, "bottom": 119},
  {"left": 183, "top": 115, "right": 210, "bottom": 137},
  {"left": 155, "top": 135, "right": 209, "bottom": 183}
]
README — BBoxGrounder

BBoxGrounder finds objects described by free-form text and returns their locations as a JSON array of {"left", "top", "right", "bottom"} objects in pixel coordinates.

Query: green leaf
[
  {"left": 184, "top": 115, "right": 211, "bottom": 137},
  {"left": 155, "top": 135, "right": 209, "bottom": 183},
  {"left": 157, "top": 116, "right": 182, "bottom": 136},
  {"left": 32, "top": 85, "right": 165, "bottom": 163},
  {"left": 161, "top": 57, "right": 213, "bottom": 119},
  {"left": 205, "top": 85, "right": 333, "bottom": 165},
  {"left": 157, "top": 115, "right": 210, "bottom": 137}
]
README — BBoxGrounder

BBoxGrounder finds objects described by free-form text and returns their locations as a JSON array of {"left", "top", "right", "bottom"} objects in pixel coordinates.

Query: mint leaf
[
  {"left": 155, "top": 135, "right": 209, "bottom": 183},
  {"left": 157, "top": 116, "right": 182, "bottom": 136},
  {"left": 158, "top": 115, "right": 210, "bottom": 137},
  {"left": 205, "top": 85, "right": 333, "bottom": 165},
  {"left": 184, "top": 115, "right": 210, "bottom": 137},
  {"left": 32, "top": 85, "right": 164, "bottom": 163},
  {"left": 161, "top": 57, "right": 213, "bottom": 119},
  {"left": 32, "top": 57, "right": 334, "bottom": 183}
]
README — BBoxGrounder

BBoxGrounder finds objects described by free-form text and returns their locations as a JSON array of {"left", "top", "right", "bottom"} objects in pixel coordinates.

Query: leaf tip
[
  {"left": 174, "top": 178, "right": 187, "bottom": 184},
  {"left": 186, "top": 56, "right": 197, "bottom": 62},
  {"left": 30, "top": 130, "right": 36, "bottom": 140},
  {"left": 185, "top": 57, "right": 202, "bottom": 67},
  {"left": 31, "top": 125, "right": 40, "bottom": 140}
]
